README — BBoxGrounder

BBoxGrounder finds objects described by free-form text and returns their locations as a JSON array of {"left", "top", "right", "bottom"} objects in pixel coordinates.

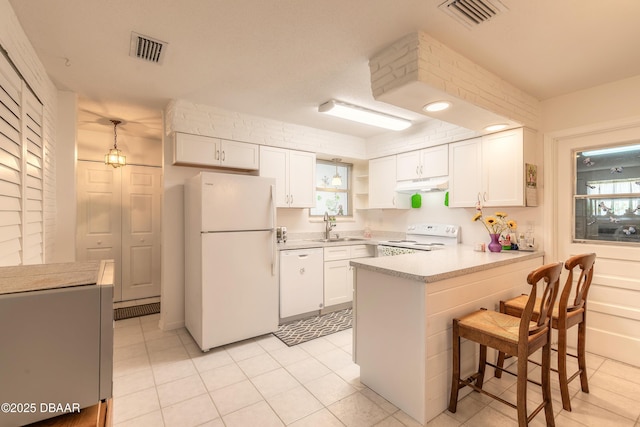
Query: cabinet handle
[
  {"left": 416, "top": 165, "right": 420, "bottom": 176},
  {"left": 290, "top": 194, "right": 293, "bottom": 205},
  {"left": 222, "top": 150, "right": 226, "bottom": 162},
  {"left": 285, "top": 194, "right": 289, "bottom": 204},
  {"left": 215, "top": 149, "right": 220, "bottom": 160},
  {"left": 420, "top": 165, "right": 423, "bottom": 175},
  {"left": 299, "top": 267, "right": 305, "bottom": 275},
  {"left": 392, "top": 196, "right": 395, "bottom": 206}
]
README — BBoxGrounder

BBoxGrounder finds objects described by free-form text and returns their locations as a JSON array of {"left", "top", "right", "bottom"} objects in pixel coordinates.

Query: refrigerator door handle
[{"left": 270, "top": 184, "right": 277, "bottom": 276}]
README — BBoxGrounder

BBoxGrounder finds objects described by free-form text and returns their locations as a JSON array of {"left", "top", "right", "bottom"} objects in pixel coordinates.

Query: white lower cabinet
[
  {"left": 279, "top": 248, "right": 324, "bottom": 318},
  {"left": 323, "top": 245, "right": 375, "bottom": 307}
]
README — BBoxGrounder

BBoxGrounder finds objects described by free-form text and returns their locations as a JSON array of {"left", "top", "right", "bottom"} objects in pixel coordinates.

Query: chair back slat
[
  {"left": 520, "top": 262, "right": 563, "bottom": 338},
  {"left": 561, "top": 253, "right": 596, "bottom": 314}
]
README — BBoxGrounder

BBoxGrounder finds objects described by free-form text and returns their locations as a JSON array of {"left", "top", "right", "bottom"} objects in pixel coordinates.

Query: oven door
[{"left": 376, "top": 245, "right": 417, "bottom": 257}]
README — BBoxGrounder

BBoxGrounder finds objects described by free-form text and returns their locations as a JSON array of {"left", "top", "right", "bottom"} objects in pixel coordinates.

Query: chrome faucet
[{"left": 324, "top": 212, "right": 336, "bottom": 239}]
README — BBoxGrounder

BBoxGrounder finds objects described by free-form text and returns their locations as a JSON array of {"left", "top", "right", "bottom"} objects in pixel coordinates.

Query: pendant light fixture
[
  {"left": 331, "top": 158, "right": 342, "bottom": 186},
  {"left": 104, "top": 119, "right": 126, "bottom": 168}
]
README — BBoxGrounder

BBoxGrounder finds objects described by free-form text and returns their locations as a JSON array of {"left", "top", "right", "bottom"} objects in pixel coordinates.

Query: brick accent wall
[
  {"left": 369, "top": 31, "right": 540, "bottom": 130},
  {"left": 166, "top": 99, "right": 367, "bottom": 159}
]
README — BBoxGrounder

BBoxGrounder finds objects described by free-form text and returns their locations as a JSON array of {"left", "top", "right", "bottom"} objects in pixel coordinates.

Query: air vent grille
[
  {"left": 129, "top": 32, "right": 167, "bottom": 64},
  {"left": 439, "top": 0, "right": 507, "bottom": 28}
]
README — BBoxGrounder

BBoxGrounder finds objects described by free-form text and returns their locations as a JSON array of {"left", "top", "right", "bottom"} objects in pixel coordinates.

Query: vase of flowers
[{"left": 472, "top": 211, "right": 517, "bottom": 253}]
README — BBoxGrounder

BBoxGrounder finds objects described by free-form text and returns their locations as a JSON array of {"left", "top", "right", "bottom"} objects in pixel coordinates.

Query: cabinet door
[
  {"left": 174, "top": 133, "right": 219, "bottom": 166},
  {"left": 220, "top": 140, "right": 259, "bottom": 170},
  {"left": 482, "top": 129, "right": 524, "bottom": 206},
  {"left": 288, "top": 150, "right": 316, "bottom": 208},
  {"left": 421, "top": 145, "right": 448, "bottom": 178},
  {"left": 324, "top": 259, "right": 352, "bottom": 306},
  {"left": 259, "top": 146, "right": 289, "bottom": 207},
  {"left": 396, "top": 151, "right": 421, "bottom": 181},
  {"left": 448, "top": 138, "right": 482, "bottom": 207},
  {"left": 369, "top": 156, "right": 406, "bottom": 208}
]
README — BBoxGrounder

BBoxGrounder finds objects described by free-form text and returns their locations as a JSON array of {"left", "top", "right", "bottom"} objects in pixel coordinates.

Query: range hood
[{"left": 395, "top": 176, "right": 449, "bottom": 193}]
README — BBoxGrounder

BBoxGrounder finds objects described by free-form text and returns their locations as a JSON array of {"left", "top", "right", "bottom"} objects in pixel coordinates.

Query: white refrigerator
[{"left": 185, "top": 172, "right": 278, "bottom": 351}]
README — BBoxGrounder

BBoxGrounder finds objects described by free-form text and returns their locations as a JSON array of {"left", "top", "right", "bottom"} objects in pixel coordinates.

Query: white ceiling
[{"left": 8, "top": 0, "right": 640, "bottom": 140}]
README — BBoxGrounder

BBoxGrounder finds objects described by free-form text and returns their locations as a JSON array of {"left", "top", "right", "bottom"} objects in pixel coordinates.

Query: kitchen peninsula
[{"left": 350, "top": 247, "right": 544, "bottom": 424}]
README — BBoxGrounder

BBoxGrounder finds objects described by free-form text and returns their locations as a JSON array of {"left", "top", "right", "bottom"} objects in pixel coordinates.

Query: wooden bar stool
[
  {"left": 495, "top": 253, "right": 596, "bottom": 411},
  {"left": 449, "top": 262, "right": 563, "bottom": 427}
]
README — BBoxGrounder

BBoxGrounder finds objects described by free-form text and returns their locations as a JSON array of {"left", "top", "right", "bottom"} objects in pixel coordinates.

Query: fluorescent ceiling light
[
  {"left": 318, "top": 100, "right": 411, "bottom": 131},
  {"left": 484, "top": 123, "right": 509, "bottom": 132},
  {"left": 581, "top": 144, "right": 640, "bottom": 156},
  {"left": 423, "top": 101, "right": 451, "bottom": 112}
]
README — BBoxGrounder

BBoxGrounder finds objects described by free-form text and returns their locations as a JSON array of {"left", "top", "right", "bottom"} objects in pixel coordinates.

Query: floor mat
[
  {"left": 114, "top": 302, "right": 160, "bottom": 321},
  {"left": 273, "top": 308, "right": 352, "bottom": 346}
]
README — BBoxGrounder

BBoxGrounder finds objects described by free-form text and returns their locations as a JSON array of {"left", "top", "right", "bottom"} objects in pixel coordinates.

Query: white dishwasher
[{"left": 279, "top": 248, "right": 324, "bottom": 319}]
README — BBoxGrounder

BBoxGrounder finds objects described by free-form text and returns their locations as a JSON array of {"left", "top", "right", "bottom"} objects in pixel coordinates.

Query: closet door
[
  {"left": 76, "top": 161, "right": 122, "bottom": 299},
  {"left": 121, "top": 165, "right": 161, "bottom": 301}
]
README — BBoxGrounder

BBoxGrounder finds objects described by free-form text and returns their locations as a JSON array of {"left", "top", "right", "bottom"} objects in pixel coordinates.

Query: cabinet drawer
[
  {"left": 350, "top": 245, "right": 375, "bottom": 259},
  {"left": 324, "top": 246, "right": 351, "bottom": 261}
]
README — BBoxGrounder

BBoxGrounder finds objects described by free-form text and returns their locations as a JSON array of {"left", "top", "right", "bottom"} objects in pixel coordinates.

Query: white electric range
[{"left": 376, "top": 223, "right": 460, "bottom": 256}]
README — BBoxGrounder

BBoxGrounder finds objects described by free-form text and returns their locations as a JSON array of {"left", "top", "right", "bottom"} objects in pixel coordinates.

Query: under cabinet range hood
[{"left": 395, "top": 176, "right": 449, "bottom": 193}]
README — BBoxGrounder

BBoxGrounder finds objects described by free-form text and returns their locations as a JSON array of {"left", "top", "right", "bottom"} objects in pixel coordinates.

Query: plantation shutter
[
  {"left": 23, "top": 90, "right": 43, "bottom": 264},
  {"left": 0, "top": 52, "right": 45, "bottom": 266},
  {"left": 0, "top": 52, "right": 23, "bottom": 266}
]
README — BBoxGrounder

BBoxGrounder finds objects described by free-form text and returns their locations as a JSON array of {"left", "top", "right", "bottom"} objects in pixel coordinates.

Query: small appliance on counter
[{"left": 277, "top": 226, "right": 287, "bottom": 243}]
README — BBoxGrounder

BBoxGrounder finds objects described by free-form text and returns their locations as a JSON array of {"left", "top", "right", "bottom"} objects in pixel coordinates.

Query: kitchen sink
[{"left": 308, "top": 237, "right": 367, "bottom": 243}]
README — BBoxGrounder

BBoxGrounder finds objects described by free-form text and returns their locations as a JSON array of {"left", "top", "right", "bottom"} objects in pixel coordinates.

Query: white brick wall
[
  {"left": 366, "top": 118, "right": 478, "bottom": 159},
  {"left": 1, "top": 0, "right": 58, "bottom": 262},
  {"left": 166, "top": 99, "right": 367, "bottom": 159},
  {"left": 370, "top": 31, "right": 540, "bottom": 130}
]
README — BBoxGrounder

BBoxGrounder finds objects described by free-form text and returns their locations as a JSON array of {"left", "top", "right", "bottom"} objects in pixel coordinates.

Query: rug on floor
[
  {"left": 273, "top": 308, "right": 352, "bottom": 346},
  {"left": 114, "top": 302, "right": 160, "bottom": 321}
]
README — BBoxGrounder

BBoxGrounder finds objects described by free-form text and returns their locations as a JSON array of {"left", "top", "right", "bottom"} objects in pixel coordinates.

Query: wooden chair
[
  {"left": 449, "top": 262, "right": 563, "bottom": 427},
  {"left": 495, "top": 253, "right": 596, "bottom": 411}
]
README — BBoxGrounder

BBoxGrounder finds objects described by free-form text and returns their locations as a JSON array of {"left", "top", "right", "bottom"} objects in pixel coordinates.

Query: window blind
[{"left": 0, "top": 52, "right": 44, "bottom": 266}]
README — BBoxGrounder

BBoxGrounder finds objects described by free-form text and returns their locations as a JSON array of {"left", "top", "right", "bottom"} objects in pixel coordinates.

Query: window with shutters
[{"left": 0, "top": 52, "right": 44, "bottom": 266}]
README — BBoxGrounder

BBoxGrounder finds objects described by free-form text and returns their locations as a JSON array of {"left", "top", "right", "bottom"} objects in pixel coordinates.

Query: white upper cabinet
[
  {"left": 368, "top": 156, "right": 410, "bottom": 209},
  {"left": 448, "top": 128, "right": 535, "bottom": 207},
  {"left": 396, "top": 145, "right": 448, "bottom": 181},
  {"left": 259, "top": 146, "right": 315, "bottom": 208},
  {"left": 173, "top": 132, "right": 259, "bottom": 170},
  {"left": 448, "top": 138, "right": 482, "bottom": 207}
]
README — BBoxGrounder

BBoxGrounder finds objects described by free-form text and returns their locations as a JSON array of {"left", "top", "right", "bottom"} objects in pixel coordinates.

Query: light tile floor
[{"left": 113, "top": 314, "right": 640, "bottom": 427}]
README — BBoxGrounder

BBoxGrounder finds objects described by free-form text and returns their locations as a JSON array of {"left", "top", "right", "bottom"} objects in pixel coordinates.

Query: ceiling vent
[
  {"left": 438, "top": 0, "right": 508, "bottom": 28},
  {"left": 129, "top": 32, "right": 167, "bottom": 64}
]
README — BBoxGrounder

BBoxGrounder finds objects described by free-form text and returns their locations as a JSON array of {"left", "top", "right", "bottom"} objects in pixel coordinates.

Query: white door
[
  {"left": 483, "top": 129, "right": 523, "bottom": 206},
  {"left": 76, "top": 162, "right": 122, "bottom": 299},
  {"left": 77, "top": 161, "right": 162, "bottom": 302},
  {"left": 200, "top": 173, "right": 275, "bottom": 232},
  {"left": 259, "top": 146, "right": 289, "bottom": 207},
  {"left": 220, "top": 140, "right": 259, "bottom": 170},
  {"left": 396, "top": 151, "right": 421, "bottom": 181},
  {"left": 288, "top": 150, "right": 316, "bottom": 208},
  {"left": 324, "top": 259, "right": 352, "bottom": 306},
  {"left": 551, "top": 123, "right": 640, "bottom": 366},
  {"left": 201, "top": 231, "right": 278, "bottom": 349},
  {"left": 448, "top": 138, "right": 482, "bottom": 207},
  {"left": 368, "top": 156, "right": 397, "bottom": 208},
  {"left": 121, "top": 165, "right": 162, "bottom": 301}
]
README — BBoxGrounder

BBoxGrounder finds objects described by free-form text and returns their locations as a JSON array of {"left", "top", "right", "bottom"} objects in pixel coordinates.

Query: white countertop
[
  {"left": 349, "top": 245, "right": 544, "bottom": 283},
  {"left": 277, "top": 238, "right": 379, "bottom": 251}
]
